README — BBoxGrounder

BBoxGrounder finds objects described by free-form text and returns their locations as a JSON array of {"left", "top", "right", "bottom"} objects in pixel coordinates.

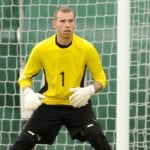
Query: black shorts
[{"left": 22, "top": 103, "right": 102, "bottom": 144}]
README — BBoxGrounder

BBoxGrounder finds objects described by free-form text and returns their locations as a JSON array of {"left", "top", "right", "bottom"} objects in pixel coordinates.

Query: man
[{"left": 10, "top": 5, "right": 111, "bottom": 150}]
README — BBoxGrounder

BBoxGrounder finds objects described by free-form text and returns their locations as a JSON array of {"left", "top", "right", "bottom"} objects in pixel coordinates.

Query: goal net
[
  {"left": 130, "top": 0, "right": 150, "bottom": 149},
  {"left": 0, "top": 0, "right": 149, "bottom": 150}
]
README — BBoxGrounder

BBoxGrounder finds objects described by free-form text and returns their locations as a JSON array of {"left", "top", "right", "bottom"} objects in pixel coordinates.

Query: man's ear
[
  {"left": 52, "top": 20, "right": 56, "bottom": 29},
  {"left": 74, "top": 22, "right": 76, "bottom": 29}
]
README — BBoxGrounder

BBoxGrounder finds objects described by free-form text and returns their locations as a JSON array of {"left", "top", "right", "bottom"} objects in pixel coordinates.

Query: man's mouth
[{"left": 64, "top": 30, "right": 71, "bottom": 33}]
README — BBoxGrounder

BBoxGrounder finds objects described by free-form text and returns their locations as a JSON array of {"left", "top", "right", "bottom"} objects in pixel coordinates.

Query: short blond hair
[{"left": 54, "top": 6, "right": 75, "bottom": 20}]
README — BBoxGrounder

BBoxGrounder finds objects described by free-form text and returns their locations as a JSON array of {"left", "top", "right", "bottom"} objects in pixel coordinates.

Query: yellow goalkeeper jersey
[{"left": 18, "top": 34, "right": 107, "bottom": 105}]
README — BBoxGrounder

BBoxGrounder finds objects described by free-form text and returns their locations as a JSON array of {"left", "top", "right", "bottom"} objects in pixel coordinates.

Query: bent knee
[
  {"left": 83, "top": 123, "right": 111, "bottom": 150},
  {"left": 10, "top": 131, "right": 39, "bottom": 150}
]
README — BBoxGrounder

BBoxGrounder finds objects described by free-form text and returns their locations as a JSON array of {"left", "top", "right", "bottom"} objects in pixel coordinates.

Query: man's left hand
[{"left": 69, "top": 85, "right": 95, "bottom": 108}]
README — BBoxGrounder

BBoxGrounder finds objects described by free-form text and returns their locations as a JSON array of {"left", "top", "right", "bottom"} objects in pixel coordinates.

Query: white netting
[
  {"left": 0, "top": 0, "right": 149, "bottom": 150},
  {"left": 130, "top": 0, "right": 150, "bottom": 149}
]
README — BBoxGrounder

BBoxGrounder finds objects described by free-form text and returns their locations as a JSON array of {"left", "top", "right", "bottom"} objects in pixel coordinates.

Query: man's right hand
[{"left": 23, "top": 88, "right": 45, "bottom": 110}]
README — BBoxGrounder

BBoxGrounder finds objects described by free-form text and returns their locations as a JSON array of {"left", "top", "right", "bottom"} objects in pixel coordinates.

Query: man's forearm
[{"left": 92, "top": 81, "right": 103, "bottom": 92}]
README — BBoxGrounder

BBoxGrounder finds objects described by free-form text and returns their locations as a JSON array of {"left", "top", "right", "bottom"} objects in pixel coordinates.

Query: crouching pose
[{"left": 10, "top": 5, "right": 111, "bottom": 150}]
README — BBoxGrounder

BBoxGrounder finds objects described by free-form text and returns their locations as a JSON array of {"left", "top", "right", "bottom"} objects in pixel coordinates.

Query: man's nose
[{"left": 65, "top": 21, "right": 72, "bottom": 26}]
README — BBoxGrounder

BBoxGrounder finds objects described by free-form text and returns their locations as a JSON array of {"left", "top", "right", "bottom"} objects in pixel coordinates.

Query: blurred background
[{"left": 0, "top": 0, "right": 149, "bottom": 149}]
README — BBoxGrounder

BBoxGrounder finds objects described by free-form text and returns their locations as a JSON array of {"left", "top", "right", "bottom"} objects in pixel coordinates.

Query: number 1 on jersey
[{"left": 60, "top": 71, "right": 64, "bottom": 87}]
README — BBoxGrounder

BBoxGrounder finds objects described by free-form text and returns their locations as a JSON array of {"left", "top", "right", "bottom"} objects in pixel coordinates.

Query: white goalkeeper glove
[
  {"left": 69, "top": 85, "right": 95, "bottom": 108},
  {"left": 23, "top": 88, "right": 46, "bottom": 110}
]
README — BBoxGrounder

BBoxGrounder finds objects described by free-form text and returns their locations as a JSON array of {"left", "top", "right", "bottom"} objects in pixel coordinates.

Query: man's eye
[
  {"left": 69, "top": 20, "right": 74, "bottom": 22},
  {"left": 60, "top": 20, "right": 65, "bottom": 23}
]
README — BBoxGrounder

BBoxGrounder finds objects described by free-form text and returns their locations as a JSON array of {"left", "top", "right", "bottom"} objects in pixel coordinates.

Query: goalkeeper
[{"left": 10, "top": 5, "right": 111, "bottom": 150}]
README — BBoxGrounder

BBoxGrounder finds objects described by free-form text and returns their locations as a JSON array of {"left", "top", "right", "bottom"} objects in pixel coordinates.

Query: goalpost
[
  {"left": 116, "top": 0, "right": 130, "bottom": 150},
  {"left": 0, "top": 0, "right": 150, "bottom": 150}
]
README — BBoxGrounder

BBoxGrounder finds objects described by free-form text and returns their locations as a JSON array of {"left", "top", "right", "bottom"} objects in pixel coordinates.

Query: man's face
[{"left": 52, "top": 11, "right": 76, "bottom": 39}]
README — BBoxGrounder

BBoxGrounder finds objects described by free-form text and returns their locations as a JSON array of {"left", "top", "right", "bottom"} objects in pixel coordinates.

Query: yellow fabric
[{"left": 18, "top": 34, "right": 107, "bottom": 105}]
